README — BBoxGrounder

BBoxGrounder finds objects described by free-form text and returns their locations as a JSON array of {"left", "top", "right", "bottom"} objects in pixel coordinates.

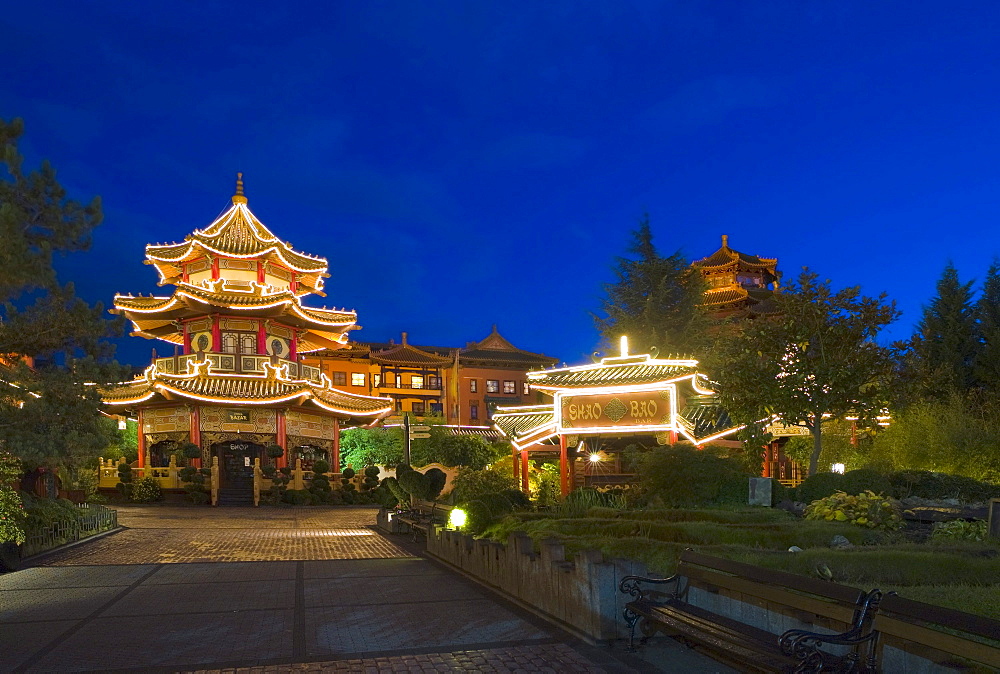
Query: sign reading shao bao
[{"left": 558, "top": 389, "right": 674, "bottom": 432}]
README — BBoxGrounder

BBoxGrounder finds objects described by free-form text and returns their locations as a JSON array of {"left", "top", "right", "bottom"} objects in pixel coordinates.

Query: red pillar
[
  {"left": 211, "top": 257, "right": 219, "bottom": 280},
  {"left": 136, "top": 409, "right": 145, "bottom": 468},
  {"left": 189, "top": 406, "right": 202, "bottom": 468},
  {"left": 520, "top": 449, "right": 529, "bottom": 494},
  {"left": 276, "top": 411, "right": 287, "bottom": 468},
  {"left": 211, "top": 315, "right": 221, "bottom": 352},
  {"left": 257, "top": 320, "right": 266, "bottom": 355},
  {"left": 257, "top": 261, "right": 265, "bottom": 284},
  {"left": 559, "top": 434, "right": 569, "bottom": 497},
  {"left": 332, "top": 418, "right": 340, "bottom": 471},
  {"left": 289, "top": 329, "right": 297, "bottom": 361},
  {"left": 183, "top": 322, "right": 191, "bottom": 355}
]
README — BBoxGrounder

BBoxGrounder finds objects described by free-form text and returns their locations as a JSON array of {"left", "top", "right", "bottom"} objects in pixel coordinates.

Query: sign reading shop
[
  {"left": 225, "top": 409, "right": 252, "bottom": 423},
  {"left": 557, "top": 389, "right": 675, "bottom": 433}
]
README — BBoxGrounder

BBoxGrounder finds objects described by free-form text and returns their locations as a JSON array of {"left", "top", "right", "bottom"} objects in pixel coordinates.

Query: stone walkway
[{"left": 0, "top": 505, "right": 730, "bottom": 673}]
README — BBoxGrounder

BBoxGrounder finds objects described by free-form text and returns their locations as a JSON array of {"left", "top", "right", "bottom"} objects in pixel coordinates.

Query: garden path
[{"left": 0, "top": 505, "right": 731, "bottom": 673}]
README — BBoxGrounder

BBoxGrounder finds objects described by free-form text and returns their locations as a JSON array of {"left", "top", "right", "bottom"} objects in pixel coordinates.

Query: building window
[
  {"left": 373, "top": 373, "right": 381, "bottom": 387},
  {"left": 503, "top": 380, "right": 515, "bottom": 394},
  {"left": 522, "top": 381, "right": 530, "bottom": 395},
  {"left": 412, "top": 401, "right": 425, "bottom": 415},
  {"left": 486, "top": 380, "right": 499, "bottom": 393},
  {"left": 470, "top": 379, "right": 478, "bottom": 393},
  {"left": 351, "top": 372, "right": 366, "bottom": 386},
  {"left": 428, "top": 375, "right": 441, "bottom": 389},
  {"left": 332, "top": 371, "right": 346, "bottom": 386},
  {"left": 470, "top": 404, "right": 479, "bottom": 420},
  {"left": 430, "top": 402, "right": 443, "bottom": 414},
  {"left": 411, "top": 375, "right": 424, "bottom": 389}
]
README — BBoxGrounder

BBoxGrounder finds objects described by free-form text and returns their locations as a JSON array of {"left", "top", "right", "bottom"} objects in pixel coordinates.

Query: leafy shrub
[
  {"left": 312, "top": 459, "right": 330, "bottom": 475},
  {"left": 560, "top": 487, "right": 625, "bottom": 516},
  {"left": 131, "top": 477, "right": 162, "bottom": 503},
  {"left": 796, "top": 472, "right": 846, "bottom": 504},
  {"left": 261, "top": 465, "right": 276, "bottom": 479},
  {"left": 640, "top": 445, "right": 752, "bottom": 507},
  {"left": 450, "top": 466, "right": 518, "bottom": 504},
  {"left": 930, "top": 519, "right": 988, "bottom": 543},
  {"left": 361, "top": 466, "right": 380, "bottom": 492},
  {"left": 181, "top": 442, "right": 202, "bottom": 460},
  {"left": 460, "top": 492, "right": 527, "bottom": 534},
  {"left": 21, "top": 494, "right": 83, "bottom": 534},
  {"left": 0, "top": 488, "right": 26, "bottom": 544},
  {"left": 424, "top": 468, "right": 447, "bottom": 500},
  {"left": 397, "top": 469, "right": 432, "bottom": 500},
  {"left": 804, "top": 490, "right": 904, "bottom": 531},
  {"left": 116, "top": 463, "right": 134, "bottom": 500},
  {"left": 382, "top": 476, "right": 409, "bottom": 506},
  {"left": 841, "top": 468, "right": 892, "bottom": 496},
  {"left": 283, "top": 489, "right": 312, "bottom": 505},
  {"left": 266, "top": 444, "right": 285, "bottom": 459},
  {"left": 888, "top": 470, "right": 1000, "bottom": 502}
]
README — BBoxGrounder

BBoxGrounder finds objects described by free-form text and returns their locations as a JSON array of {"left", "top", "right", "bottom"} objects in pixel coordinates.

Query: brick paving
[{"left": 0, "top": 505, "right": 728, "bottom": 673}]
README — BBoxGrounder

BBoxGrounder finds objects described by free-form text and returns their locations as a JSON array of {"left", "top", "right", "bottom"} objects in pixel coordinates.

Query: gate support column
[{"left": 559, "top": 434, "right": 569, "bottom": 497}]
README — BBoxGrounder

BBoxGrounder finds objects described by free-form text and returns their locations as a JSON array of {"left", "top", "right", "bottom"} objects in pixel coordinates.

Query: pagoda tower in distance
[
  {"left": 693, "top": 234, "right": 781, "bottom": 320},
  {"left": 101, "top": 175, "right": 393, "bottom": 491}
]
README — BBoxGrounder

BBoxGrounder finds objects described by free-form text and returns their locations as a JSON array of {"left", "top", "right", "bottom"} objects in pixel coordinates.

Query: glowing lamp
[
  {"left": 449, "top": 508, "right": 468, "bottom": 530},
  {"left": 589, "top": 453, "right": 602, "bottom": 463},
  {"left": 831, "top": 463, "right": 845, "bottom": 474}
]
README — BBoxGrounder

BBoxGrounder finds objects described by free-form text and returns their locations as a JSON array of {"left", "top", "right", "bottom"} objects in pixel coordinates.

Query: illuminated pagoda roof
[
  {"left": 145, "top": 174, "right": 329, "bottom": 296},
  {"left": 492, "top": 405, "right": 558, "bottom": 449},
  {"left": 101, "top": 360, "right": 393, "bottom": 420},
  {"left": 693, "top": 234, "right": 779, "bottom": 274},
  {"left": 678, "top": 395, "right": 734, "bottom": 439},
  {"left": 527, "top": 353, "right": 700, "bottom": 391},
  {"left": 460, "top": 326, "right": 558, "bottom": 368}
]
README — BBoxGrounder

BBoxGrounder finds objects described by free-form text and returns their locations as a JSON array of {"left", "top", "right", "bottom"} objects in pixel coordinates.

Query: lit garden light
[
  {"left": 589, "top": 453, "right": 602, "bottom": 463},
  {"left": 448, "top": 507, "right": 467, "bottom": 530},
  {"left": 831, "top": 463, "right": 845, "bottom": 474}
]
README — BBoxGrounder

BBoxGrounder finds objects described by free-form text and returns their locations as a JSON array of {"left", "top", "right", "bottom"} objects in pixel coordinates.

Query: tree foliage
[
  {"left": 595, "top": 215, "right": 708, "bottom": 356},
  {"left": 974, "top": 260, "right": 1000, "bottom": 395},
  {"left": 708, "top": 270, "right": 898, "bottom": 475},
  {"left": 0, "top": 118, "right": 126, "bottom": 471},
  {"left": 339, "top": 427, "right": 403, "bottom": 469}
]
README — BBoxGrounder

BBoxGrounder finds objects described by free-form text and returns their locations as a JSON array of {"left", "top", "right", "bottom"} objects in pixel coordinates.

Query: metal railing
[
  {"left": 153, "top": 353, "right": 322, "bottom": 383},
  {"left": 21, "top": 503, "right": 119, "bottom": 557},
  {"left": 377, "top": 382, "right": 443, "bottom": 390}
]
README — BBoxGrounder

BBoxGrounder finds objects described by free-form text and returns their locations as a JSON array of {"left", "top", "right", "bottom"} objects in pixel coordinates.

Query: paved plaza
[{"left": 0, "top": 506, "right": 729, "bottom": 673}]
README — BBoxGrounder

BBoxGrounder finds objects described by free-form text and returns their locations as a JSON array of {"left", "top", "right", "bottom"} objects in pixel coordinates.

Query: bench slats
[
  {"left": 879, "top": 594, "right": 1000, "bottom": 641},
  {"left": 682, "top": 565, "right": 861, "bottom": 625},
  {"left": 681, "top": 550, "right": 865, "bottom": 605}
]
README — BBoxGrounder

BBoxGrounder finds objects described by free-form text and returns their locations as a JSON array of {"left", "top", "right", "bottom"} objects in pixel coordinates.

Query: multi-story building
[
  {"left": 301, "top": 326, "right": 557, "bottom": 426},
  {"left": 692, "top": 234, "right": 781, "bottom": 319}
]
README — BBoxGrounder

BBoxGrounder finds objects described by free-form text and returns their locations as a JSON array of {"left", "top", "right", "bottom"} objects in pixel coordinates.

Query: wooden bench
[
  {"left": 866, "top": 593, "right": 1000, "bottom": 672},
  {"left": 395, "top": 501, "right": 451, "bottom": 541},
  {"left": 620, "top": 550, "right": 882, "bottom": 672}
]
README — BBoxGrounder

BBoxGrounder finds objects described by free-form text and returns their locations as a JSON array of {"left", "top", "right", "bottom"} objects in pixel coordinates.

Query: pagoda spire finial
[
  {"left": 721, "top": 234, "right": 729, "bottom": 248},
  {"left": 232, "top": 172, "right": 247, "bottom": 205}
]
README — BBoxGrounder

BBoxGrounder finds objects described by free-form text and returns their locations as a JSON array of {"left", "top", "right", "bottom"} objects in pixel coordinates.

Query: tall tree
[
  {"left": 0, "top": 118, "right": 125, "bottom": 471},
  {"left": 974, "top": 259, "right": 1000, "bottom": 393},
  {"left": 904, "top": 263, "right": 979, "bottom": 400},
  {"left": 707, "top": 270, "right": 898, "bottom": 475},
  {"left": 595, "top": 215, "right": 708, "bottom": 356}
]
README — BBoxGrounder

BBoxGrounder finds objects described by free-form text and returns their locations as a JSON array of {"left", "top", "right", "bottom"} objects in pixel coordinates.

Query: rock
[
  {"left": 788, "top": 546, "right": 803, "bottom": 553},
  {"left": 943, "top": 498, "right": 961, "bottom": 506},
  {"left": 830, "top": 535, "right": 853, "bottom": 549}
]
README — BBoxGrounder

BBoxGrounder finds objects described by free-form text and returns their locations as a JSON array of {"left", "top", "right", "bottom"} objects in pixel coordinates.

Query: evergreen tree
[
  {"left": 0, "top": 118, "right": 126, "bottom": 471},
  {"left": 595, "top": 215, "right": 708, "bottom": 356},
  {"left": 975, "top": 259, "right": 1000, "bottom": 393},
  {"left": 908, "top": 263, "right": 979, "bottom": 399}
]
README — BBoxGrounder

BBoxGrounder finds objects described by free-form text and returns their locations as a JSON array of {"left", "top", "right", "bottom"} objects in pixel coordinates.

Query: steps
[{"left": 216, "top": 487, "right": 254, "bottom": 507}]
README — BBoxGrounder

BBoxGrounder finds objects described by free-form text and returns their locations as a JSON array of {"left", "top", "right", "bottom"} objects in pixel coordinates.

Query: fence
[{"left": 21, "top": 503, "right": 119, "bottom": 557}]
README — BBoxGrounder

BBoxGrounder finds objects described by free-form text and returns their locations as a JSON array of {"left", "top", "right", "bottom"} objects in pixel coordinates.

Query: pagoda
[
  {"left": 692, "top": 235, "right": 781, "bottom": 319},
  {"left": 101, "top": 175, "right": 393, "bottom": 488}
]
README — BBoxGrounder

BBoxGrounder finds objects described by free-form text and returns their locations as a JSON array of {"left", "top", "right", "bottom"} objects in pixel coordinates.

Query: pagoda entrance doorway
[{"left": 214, "top": 440, "right": 263, "bottom": 489}]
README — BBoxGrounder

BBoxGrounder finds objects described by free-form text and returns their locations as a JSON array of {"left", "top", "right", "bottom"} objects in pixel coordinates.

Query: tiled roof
[
  {"left": 693, "top": 236, "right": 778, "bottom": 271},
  {"left": 678, "top": 395, "right": 734, "bottom": 438},
  {"left": 528, "top": 358, "right": 698, "bottom": 389},
  {"left": 370, "top": 343, "right": 453, "bottom": 366},
  {"left": 460, "top": 326, "right": 558, "bottom": 368},
  {"left": 702, "top": 286, "right": 750, "bottom": 306},
  {"left": 492, "top": 406, "right": 556, "bottom": 441},
  {"left": 101, "top": 368, "right": 392, "bottom": 417}
]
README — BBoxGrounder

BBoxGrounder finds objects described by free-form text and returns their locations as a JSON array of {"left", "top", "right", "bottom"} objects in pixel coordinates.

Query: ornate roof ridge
[{"left": 693, "top": 234, "right": 778, "bottom": 271}]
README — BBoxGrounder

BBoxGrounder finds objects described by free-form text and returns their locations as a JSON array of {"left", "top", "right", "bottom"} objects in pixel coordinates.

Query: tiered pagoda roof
[
  {"left": 102, "top": 360, "right": 392, "bottom": 420},
  {"left": 693, "top": 235, "right": 781, "bottom": 318},
  {"left": 527, "top": 353, "right": 700, "bottom": 390}
]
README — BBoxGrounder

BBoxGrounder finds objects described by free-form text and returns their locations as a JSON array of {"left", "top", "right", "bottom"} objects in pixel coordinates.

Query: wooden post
[
  {"left": 137, "top": 409, "right": 145, "bottom": 468},
  {"left": 559, "top": 434, "right": 569, "bottom": 497},
  {"left": 332, "top": 418, "right": 340, "bottom": 471},
  {"left": 520, "top": 448, "right": 530, "bottom": 494}
]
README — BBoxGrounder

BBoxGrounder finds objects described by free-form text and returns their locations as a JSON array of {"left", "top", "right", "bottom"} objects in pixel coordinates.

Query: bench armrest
[
  {"left": 779, "top": 588, "right": 886, "bottom": 672},
  {"left": 619, "top": 574, "right": 680, "bottom": 602}
]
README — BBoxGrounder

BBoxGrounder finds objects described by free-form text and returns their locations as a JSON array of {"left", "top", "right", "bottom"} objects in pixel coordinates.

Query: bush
[
  {"left": 382, "top": 477, "right": 409, "bottom": 506},
  {"left": 266, "top": 444, "right": 285, "bottom": 459},
  {"left": 283, "top": 489, "right": 312, "bottom": 505},
  {"left": 181, "top": 442, "right": 202, "bottom": 460},
  {"left": 424, "top": 468, "right": 447, "bottom": 500},
  {"left": 560, "top": 487, "right": 625, "bottom": 516},
  {"left": 398, "top": 469, "right": 432, "bottom": 500},
  {"left": 804, "top": 491, "right": 904, "bottom": 531},
  {"left": 841, "top": 468, "right": 892, "bottom": 496},
  {"left": 131, "top": 477, "right": 163, "bottom": 503},
  {"left": 460, "top": 492, "right": 527, "bottom": 534},
  {"left": 930, "top": 519, "right": 988, "bottom": 543},
  {"left": 261, "top": 465, "right": 276, "bottom": 479},
  {"left": 796, "top": 472, "right": 846, "bottom": 504},
  {"left": 312, "top": 459, "right": 330, "bottom": 475},
  {"left": 888, "top": 470, "right": 1000, "bottom": 502},
  {"left": 450, "top": 466, "right": 518, "bottom": 504},
  {"left": 0, "top": 488, "right": 26, "bottom": 544},
  {"left": 640, "top": 445, "right": 752, "bottom": 507},
  {"left": 361, "top": 466, "right": 380, "bottom": 492}
]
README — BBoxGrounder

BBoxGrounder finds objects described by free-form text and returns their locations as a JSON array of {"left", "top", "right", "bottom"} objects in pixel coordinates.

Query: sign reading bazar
[
  {"left": 557, "top": 388, "right": 676, "bottom": 433},
  {"left": 225, "top": 409, "right": 252, "bottom": 423}
]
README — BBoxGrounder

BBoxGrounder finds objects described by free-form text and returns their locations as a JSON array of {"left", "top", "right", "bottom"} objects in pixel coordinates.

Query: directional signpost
[{"left": 403, "top": 419, "right": 433, "bottom": 464}]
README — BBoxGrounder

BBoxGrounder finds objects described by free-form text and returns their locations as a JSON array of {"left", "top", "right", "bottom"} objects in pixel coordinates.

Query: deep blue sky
[{"left": 4, "top": 2, "right": 1000, "bottom": 367}]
